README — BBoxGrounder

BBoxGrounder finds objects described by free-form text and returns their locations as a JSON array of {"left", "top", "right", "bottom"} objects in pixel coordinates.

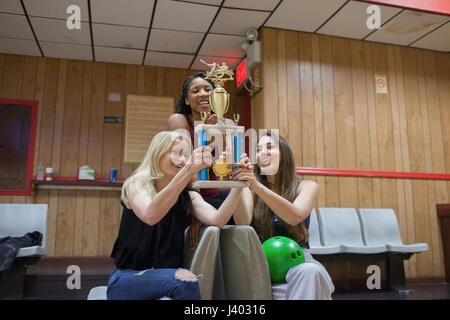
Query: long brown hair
[{"left": 251, "top": 132, "right": 309, "bottom": 244}]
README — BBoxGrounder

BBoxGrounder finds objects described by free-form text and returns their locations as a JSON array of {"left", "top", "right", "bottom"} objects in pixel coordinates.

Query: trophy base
[{"left": 192, "top": 180, "right": 249, "bottom": 189}]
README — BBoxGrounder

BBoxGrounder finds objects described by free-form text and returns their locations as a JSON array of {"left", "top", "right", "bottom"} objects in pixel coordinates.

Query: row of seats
[
  {"left": 308, "top": 208, "right": 428, "bottom": 255},
  {"left": 0, "top": 204, "right": 429, "bottom": 299},
  {"left": 89, "top": 208, "right": 429, "bottom": 299}
]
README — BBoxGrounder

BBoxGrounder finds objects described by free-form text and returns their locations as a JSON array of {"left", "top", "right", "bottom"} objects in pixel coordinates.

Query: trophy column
[
  {"left": 234, "top": 131, "right": 243, "bottom": 169},
  {"left": 198, "top": 129, "right": 208, "bottom": 181}
]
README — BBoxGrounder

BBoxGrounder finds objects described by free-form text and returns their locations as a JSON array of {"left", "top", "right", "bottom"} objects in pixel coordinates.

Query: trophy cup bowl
[{"left": 210, "top": 87, "right": 229, "bottom": 124}]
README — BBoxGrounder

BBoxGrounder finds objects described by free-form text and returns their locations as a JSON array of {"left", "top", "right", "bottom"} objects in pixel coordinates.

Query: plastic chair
[
  {"left": 358, "top": 208, "right": 428, "bottom": 253},
  {"left": 358, "top": 208, "right": 428, "bottom": 294},
  {"left": 317, "top": 208, "right": 387, "bottom": 254},
  {"left": 308, "top": 209, "right": 341, "bottom": 255}
]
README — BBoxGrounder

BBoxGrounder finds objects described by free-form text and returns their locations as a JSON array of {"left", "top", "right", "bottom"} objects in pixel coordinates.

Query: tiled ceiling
[{"left": 0, "top": 0, "right": 448, "bottom": 70}]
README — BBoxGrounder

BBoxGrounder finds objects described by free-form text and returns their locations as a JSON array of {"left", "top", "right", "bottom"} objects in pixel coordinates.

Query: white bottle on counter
[{"left": 36, "top": 162, "right": 44, "bottom": 180}]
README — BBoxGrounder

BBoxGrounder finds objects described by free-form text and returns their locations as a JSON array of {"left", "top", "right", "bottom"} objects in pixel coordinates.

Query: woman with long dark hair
[{"left": 231, "top": 131, "right": 335, "bottom": 300}]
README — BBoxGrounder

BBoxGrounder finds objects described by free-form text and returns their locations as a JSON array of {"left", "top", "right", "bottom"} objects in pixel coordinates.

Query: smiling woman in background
[{"left": 168, "top": 72, "right": 234, "bottom": 209}]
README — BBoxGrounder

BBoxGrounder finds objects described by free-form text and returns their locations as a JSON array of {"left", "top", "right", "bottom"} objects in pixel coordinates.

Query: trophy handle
[
  {"left": 233, "top": 114, "right": 240, "bottom": 125},
  {"left": 224, "top": 92, "right": 230, "bottom": 114},
  {"left": 201, "top": 111, "right": 208, "bottom": 123}
]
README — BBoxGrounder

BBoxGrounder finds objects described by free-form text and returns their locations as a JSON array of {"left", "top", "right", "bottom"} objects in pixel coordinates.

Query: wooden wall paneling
[
  {"left": 13, "top": 56, "right": 37, "bottom": 204},
  {"left": 332, "top": 36, "right": 360, "bottom": 283},
  {"left": 423, "top": 50, "right": 447, "bottom": 276},
  {"left": 82, "top": 62, "right": 106, "bottom": 256},
  {"left": 372, "top": 44, "right": 398, "bottom": 213},
  {"left": 276, "top": 30, "right": 289, "bottom": 139},
  {"left": 1, "top": 55, "right": 24, "bottom": 98},
  {"left": 404, "top": 47, "right": 435, "bottom": 277},
  {"left": 145, "top": 66, "right": 157, "bottom": 94},
  {"left": 33, "top": 59, "right": 58, "bottom": 244},
  {"left": 371, "top": 43, "right": 401, "bottom": 277},
  {"left": 55, "top": 60, "right": 84, "bottom": 256},
  {"left": 164, "top": 67, "right": 181, "bottom": 106},
  {"left": 56, "top": 60, "right": 84, "bottom": 256},
  {"left": 98, "top": 63, "right": 125, "bottom": 256},
  {"left": 60, "top": 60, "right": 84, "bottom": 177},
  {"left": 332, "top": 37, "right": 358, "bottom": 209},
  {"left": 31, "top": 58, "right": 47, "bottom": 204},
  {"left": 73, "top": 61, "right": 93, "bottom": 255},
  {"left": 121, "top": 65, "right": 138, "bottom": 176},
  {"left": 137, "top": 65, "right": 145, "bottom": 94},
  {"left": 391, "top": 46, "right": 415, "bottom": 277},
  {"left": 250, "top": 64, "right": 265, "bottom": 132},
  {"left": 0, "top": 55, "right": 23, "bottom": 203},
  {"left": 319, "top": 35, "right": 339, "bottom": 207},
  {"left": 311, "top": 35, "right": 325, "bottom": 209},
  {"left": 46, "top": 59, "right": 68, "bottom": 257},
  {"left": 416, "top": 49, "right": 442, "bottom": 277},
  {"left": 156, "top": 67, "right": 165, "bottom": 96},
  {"left": 298, "top": 33, "right": 316, "bottom": 169},
  {"left": 363, "top": 42, "right": 382, "bottom": 209},
  {"left": 385, "top": 45, "right": 410, "bottom": 277},
  {"left": 350, "top": 40, "right": 374, "bottom": 209},
  {"left": 435, "top": 51, "right": 450, "bottom": 274},
  {"left": 284, "top": 30, "right": 302, "bottom": 187},
  {"left": 317, "top": 35, "right": 344, "bottom": 282},
  {"left": 434, "top": 52, "right": 450, "bottom": 199},
  {"left": 262, "top": 28, "right": 279, "bottom": 130}
]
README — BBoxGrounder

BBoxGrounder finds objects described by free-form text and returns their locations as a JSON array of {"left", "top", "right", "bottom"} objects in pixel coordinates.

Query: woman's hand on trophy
[
  {"left": 204, "top": 111, "right": 234, "bottom": 126},
  {"left": 186, "top": 145, "right": 213, "bottom": 174},
  {"left": 231, "top": 153, "right": 258, "bottom": 188},
  {"left": 218, "top": 146, "right": 233, "bottom": 165},
  {"left": 204, "top": 112, "right": 218, "bottom": 125}
]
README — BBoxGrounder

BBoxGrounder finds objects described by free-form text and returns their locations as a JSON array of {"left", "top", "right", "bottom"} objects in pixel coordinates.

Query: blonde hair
[{"left": 121, "top": 130, "right": 191, "bottom": 208}]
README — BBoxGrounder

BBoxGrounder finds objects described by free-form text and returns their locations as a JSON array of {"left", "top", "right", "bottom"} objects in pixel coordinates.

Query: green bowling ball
[{"left": 262, "top": 236, "right": 305, "bottom": 284}]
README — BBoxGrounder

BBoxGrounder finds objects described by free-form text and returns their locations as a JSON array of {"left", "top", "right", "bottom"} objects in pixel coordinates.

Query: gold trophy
[{"left": 192, "top": 60, "right": 248, "bottom": 189}]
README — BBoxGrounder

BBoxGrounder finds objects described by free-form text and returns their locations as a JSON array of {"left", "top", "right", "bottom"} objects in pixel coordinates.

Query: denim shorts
[{"left": 106, "top": 267, "right": 201, "bottom": 300}]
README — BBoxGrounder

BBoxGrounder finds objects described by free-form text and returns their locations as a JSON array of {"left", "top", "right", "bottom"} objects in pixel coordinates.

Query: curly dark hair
[{"left": 176, "top": 72, "right": 215, "bottom": 115}]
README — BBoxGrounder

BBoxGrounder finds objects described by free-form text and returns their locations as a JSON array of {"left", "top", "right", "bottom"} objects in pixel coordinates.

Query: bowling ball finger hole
[{"left": 291, "top": 253, "right": 296, "bottom": 259}]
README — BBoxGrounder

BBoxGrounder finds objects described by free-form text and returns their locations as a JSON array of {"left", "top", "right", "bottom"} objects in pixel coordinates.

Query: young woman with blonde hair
[{"left": 107, "top": 131, "right": 242, "bottom": 300}]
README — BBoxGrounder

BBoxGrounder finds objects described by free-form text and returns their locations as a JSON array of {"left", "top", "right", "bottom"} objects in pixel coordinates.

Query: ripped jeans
[{"left": 106, "top": 267, "right": 201, "bottom": 300}]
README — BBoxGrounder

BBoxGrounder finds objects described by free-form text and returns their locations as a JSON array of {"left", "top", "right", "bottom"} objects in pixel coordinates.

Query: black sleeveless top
[
  {"left": 251, "top": 180, "right": 310, "bottom": 249},
  {"left": 111, "top": 188, "right": 193, "bottom": 270},
  {"left": 271, "top": 211, "right": 310, "bottom": 249}
]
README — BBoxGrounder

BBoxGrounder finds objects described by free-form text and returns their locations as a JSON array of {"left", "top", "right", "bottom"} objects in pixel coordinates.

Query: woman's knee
[
  {"left": 173, "top": 269, "right": 201, "bottom": 300},
  {"left": 286, "top": 262, "right": 324, "bottom": 281},
  {"left": 175, "top": 269, "right": 198, "bottom": 281}
]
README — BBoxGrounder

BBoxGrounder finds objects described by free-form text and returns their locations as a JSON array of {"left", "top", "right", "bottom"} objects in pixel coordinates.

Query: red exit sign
[{"left": 236, "top": 58, "right": 247, "bottom": 88}]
